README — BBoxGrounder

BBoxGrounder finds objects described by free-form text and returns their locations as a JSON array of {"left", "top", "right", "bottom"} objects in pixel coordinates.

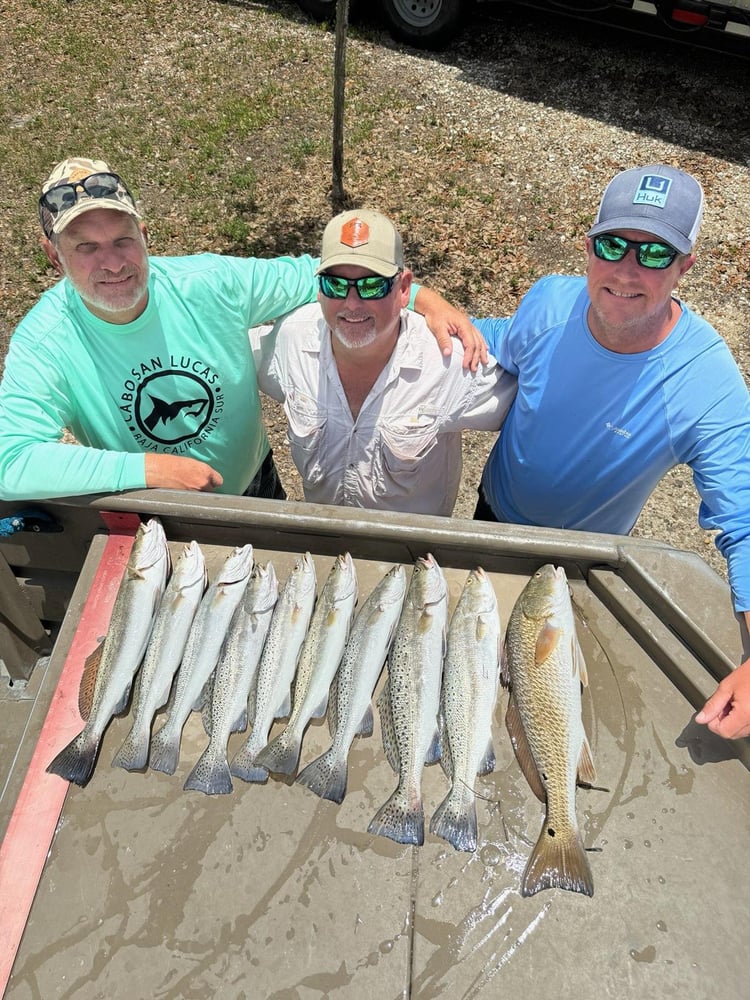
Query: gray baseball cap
[{"left": 587, "top": 165, "right": 704, "bottom": 254}]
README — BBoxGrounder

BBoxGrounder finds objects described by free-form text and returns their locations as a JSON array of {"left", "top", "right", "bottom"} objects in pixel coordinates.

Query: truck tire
[{"left": 380, "top": 0, "right": 467, "bottom": 48}]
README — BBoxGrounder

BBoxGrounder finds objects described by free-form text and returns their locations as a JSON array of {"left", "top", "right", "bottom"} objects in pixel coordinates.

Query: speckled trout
[
  {"left": 112, "top": 540, "right": 207, "bottom": 772},
  {"left": 296, "top": 563, "right": 406, "bottom": 804},
  {"left": 368, "top": 554, "right": 447, "bottom": 846},
  {"left": 255, "top": 553, "right": 357, "bottom": 777},
  {"left": 46, "top": 518, "right": 170, "bottom": 787},
  {"left": 184, "top": 561, "right": 278, "bottom": 795},
  {"left": 230, "top": 552, "right": 317, "bottom": 784},
  {"left": 503, "top": 564, "right": 596, "bottom": 897},
  {"left": 430, "top": 567, "right": 501, "bottom": 852},
  {"left": 148, "top": 544, "right": 254, "bottom": 775}
]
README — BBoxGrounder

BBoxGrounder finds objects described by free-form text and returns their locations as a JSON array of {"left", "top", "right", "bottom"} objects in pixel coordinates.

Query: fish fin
[
  {"left": 438, "top": 711, "right": 453, "bottom": 779},
  {"left": 573, "top": 635, "right": 589, "bottom": 686},
  {"left": 377, "top": 681, "right": 400, "bottom": 772},
  {"left": 327, "top": 674, "right": 340, "bottom": 735},
  {"left": 274, "top": 690, "right": 292, "bottom": 720},
  {"left": 506, "top": 694, "right": 545, "bottom": 802},
  {"left": 78, "top": 643, "right": 104, "bottom": 720},
  {"left": 477, "top": 738, "right": 496, "bottom": 776},
  {"left": 148, "top": 728, "right": 181, "bottom": 776},
  {"left": 111, "top": 727, "right": 150, "bottom": 773},
  {"left": 310, "top": 694, "right": 329, "bottom": 720},
  {"left": 297, "top": 747, "right": 347, "bottom": 804},
  {"left": 111, "top": 681, "right": 132, "bottom": 717},
  {"left": 425, "top": 726, "right": 442, "bottom": 766},
  {"left": 255, "top": 730, "right": 301, "bottom": 776},
  {"left": 355, "top": 704, "right": 374, "bottom": 738},
  {"left": 183, "top": 752, "right": 234, "bottom": 796},
  {"left": 229, "top": 747, "right": 269, "bottom": 785},
  {"left": 500, "top": 639, "right": 511, "bottom": 689},
  {"left": 521, "top": 818, "right": 594, "bottom": 898},
  {"left": 46, "top": 729, "right": 100, "bottom": 787},
  {"left": 191, "top": 677, "right": 211, "bottom": 715},
  {"left": 201, "top": 701, "right": 213, "bottom": 737},
  {"left": 368, "top": 787, "right": 424, "bottom": 846},
  {"left": 577, "top": 734, "right": 597, "bottom": 786},
  {"left": 231, "top": 707, "right": 248, "bottom": 733},
  {"left": 430, "top": 785, "right": 478, "bottom": 852},
  {"left": 202, "top": 672, "right": 217, "bottom": 730},
  {"left": 535, "top": 621, "right": 562, "bottom": 666}
]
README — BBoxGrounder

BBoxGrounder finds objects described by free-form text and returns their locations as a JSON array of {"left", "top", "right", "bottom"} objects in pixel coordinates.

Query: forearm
[{"left": 0, "top": 441, "right": 146, "bottom": 501}]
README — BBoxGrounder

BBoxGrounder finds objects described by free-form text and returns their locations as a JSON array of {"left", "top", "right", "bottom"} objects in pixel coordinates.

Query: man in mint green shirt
[{"left": 0, "top": 157, "right": 479, "bottom": 501}]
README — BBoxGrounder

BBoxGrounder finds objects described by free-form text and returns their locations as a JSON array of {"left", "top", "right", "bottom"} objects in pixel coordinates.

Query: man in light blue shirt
[{"left": 472, "top": 164, "right": 750, "bottom": 741}]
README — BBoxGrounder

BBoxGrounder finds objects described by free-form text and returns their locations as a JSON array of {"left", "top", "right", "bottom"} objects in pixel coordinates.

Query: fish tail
[
  {"left": 111, "top": 725, "right": 150, "bottom": 772},
  {"left": 521, "top": 821, "right": 594, "bottom": 897},
  {"left": 254, "top": 730, "right": 302, "bottom": 777},
  {"left": 368, "top": 786, "right": 424, "bottom": 846},
  {"left": 429, "top": 785, "right": 478, "bottom": 853},
  {"left": 229, "top": 743, "right": 269, "bottom": 785},
  {"left": 148, "top": 726, "right": 182, "bottom": 776},
  {"left": 183, "top": 749, "right": 234, "bottom": 796},
  {"left": 296, "top": 747, "right": 347, "bottom": 804},
  {"left": 46, "top": 730, "right": 99, "bottom": 787}
]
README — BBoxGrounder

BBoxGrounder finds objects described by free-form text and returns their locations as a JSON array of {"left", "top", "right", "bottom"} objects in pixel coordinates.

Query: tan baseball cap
[
  {"left": 39, "top": 156, "right": 140, "bottom": 237},
  {"left": 317, "top": 209, "right": 404, "bottom": 277}
]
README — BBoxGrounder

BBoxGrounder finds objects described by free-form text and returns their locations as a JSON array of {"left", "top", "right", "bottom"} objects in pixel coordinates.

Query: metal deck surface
[{"left": 1, "top": 499, "right": 748, "bottom": 999}]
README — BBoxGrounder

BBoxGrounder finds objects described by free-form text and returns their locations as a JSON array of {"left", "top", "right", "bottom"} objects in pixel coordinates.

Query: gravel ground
[{"left": 2, "top": 1, "right": 748, "bottom": 581}]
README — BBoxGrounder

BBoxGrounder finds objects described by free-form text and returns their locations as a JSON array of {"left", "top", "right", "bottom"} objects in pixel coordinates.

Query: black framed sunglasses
[
  {"left": 318, "top": 272, "right": 398, "bottom": 300},
  {"left": 38, "top": 172, "right": 135, "bottom": 233},
  {"left": 592, "top": 233, "right": 679, "bottom": 270}
]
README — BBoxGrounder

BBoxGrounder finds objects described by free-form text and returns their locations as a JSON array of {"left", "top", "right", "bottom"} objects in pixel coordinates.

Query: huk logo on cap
[
  {"left": 340, "top": 218, "right": 370, "bottom": 248},
  {"left": 633, "top": 175, "right": 672, "bottom": 209}
]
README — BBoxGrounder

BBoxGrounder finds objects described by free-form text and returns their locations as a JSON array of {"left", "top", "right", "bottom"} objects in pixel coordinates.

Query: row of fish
[{"left": 46, "top": 518, "right": 596, "bottom": 897}]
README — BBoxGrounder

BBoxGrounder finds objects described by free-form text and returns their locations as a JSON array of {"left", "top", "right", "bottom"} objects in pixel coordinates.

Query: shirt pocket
[
  {"left": 374, "top": 412, "right": 442, "bottom": 499},
  {"left": 284, "top": 389, "right": 327, "bottom": 486}
]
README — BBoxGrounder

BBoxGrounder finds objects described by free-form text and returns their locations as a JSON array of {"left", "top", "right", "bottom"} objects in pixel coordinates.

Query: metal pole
[{"left": 331, "top": 0, "right": 350, "bottom": 209}]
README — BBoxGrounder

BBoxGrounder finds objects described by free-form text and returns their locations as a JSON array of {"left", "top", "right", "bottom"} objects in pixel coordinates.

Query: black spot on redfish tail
[{"left": 521, "top": 822, "right": 594, "bottom": 898}]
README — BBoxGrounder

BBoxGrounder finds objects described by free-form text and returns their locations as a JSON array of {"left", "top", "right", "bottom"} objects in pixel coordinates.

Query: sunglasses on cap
[
  {"left": 318, "top": 272, "right": 398, "bottom": 301},
  {"left": 591, "top": 234, "right": 679, "bottom": 270},
  {"left": 38, "top": 172, "right": 135, "bottom": 232}
]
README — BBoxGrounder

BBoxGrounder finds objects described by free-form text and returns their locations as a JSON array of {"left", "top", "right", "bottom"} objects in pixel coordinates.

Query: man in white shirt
[{"left": 250, "top": 209, "right": 516, "bottom": 516}]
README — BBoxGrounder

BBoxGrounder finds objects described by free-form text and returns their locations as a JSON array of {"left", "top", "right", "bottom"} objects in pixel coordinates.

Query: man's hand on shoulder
[
  {"left": 144, "top": 453, "right": 224, "bottom": 492},
  {"left": 413, "top": 287, "right": 488, "bottom": 372}
]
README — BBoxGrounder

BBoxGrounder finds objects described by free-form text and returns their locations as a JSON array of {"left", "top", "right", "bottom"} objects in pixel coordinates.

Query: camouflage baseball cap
[
  {"left": 317, "top": 209, "right": 404, "bottom": 278},
  {"left": 39, "top": 156, "right": 140, "bottom": 237}
]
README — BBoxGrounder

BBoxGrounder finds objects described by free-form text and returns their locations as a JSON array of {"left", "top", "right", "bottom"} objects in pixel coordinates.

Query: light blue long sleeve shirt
[{"left": 475, "top": 275, "right": 750, "bottom": 611}]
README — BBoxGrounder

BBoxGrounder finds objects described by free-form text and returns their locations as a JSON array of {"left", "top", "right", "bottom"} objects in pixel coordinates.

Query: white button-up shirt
[{"left": 250, "top": 303, "right": 516, "bottom": 515}]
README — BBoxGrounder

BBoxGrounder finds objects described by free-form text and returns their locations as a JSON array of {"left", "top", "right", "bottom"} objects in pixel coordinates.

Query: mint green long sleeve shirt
[{"left": 0, "top": 252, "right": 318, "bottom": 500}]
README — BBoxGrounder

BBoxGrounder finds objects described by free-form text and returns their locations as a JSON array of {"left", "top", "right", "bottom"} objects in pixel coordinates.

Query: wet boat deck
[{"left": 1, "top": 495, "right": 748, "bottom": 998}]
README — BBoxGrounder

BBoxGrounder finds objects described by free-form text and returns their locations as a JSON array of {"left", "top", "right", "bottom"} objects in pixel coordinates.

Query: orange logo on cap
[
  {"left": 340, "top": 218, "right": 369, "bottom": 248},
  {"left": 68, "top": 166, "right": 93, "bottom": 183}
]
